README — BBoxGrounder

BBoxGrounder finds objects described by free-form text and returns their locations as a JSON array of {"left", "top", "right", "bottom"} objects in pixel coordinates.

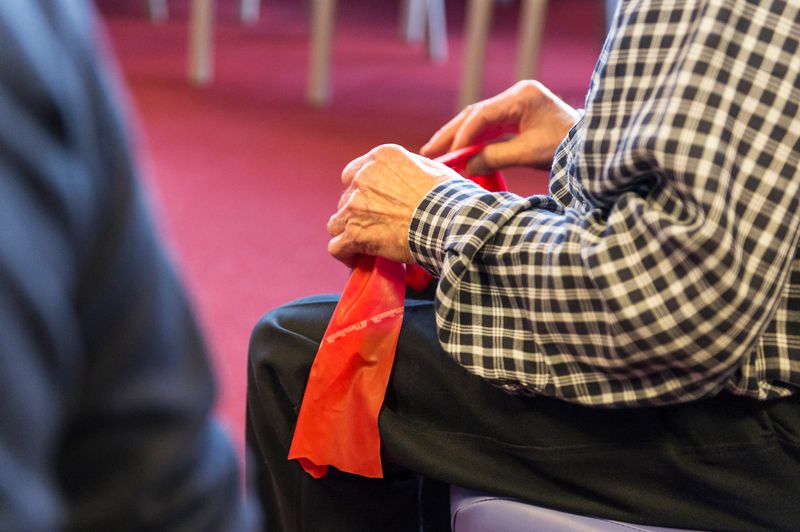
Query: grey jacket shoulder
[{"left": 0, "top": 3, "right": 254, "bottom": 530}]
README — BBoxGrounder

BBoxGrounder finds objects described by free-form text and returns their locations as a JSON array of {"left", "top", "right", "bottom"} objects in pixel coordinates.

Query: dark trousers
[{"left": 246, "top": 295, "right": 800, "bottom": 532}]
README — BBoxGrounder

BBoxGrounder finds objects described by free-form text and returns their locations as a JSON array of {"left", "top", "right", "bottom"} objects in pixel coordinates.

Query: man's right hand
[{"left": 420, "top": 80, "right": 580, "bottom": 175}]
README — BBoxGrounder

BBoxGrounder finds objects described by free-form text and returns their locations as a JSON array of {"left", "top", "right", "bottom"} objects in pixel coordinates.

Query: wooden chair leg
[
  {"left": 458, "top": 0, "right": 493, "bottom": 109},
  {"left": 148, "top": 0, "right": 168, "bottom": 23},
  {"left": 240, "top": 0, "right": 260, "bottom": 25},
  {"left": 188, "top": 0, "right": 214, "bottom": 85},
  {"left": 307, "top": 0, "right": 337, "bottom": 107},
  {"left": 516, "top": 0, "right": 547, "bottom": 81}
]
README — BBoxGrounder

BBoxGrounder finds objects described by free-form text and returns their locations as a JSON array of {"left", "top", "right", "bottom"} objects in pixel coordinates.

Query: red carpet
[{"left": 98, "top": 0, "right": 603, "bottom": 454}]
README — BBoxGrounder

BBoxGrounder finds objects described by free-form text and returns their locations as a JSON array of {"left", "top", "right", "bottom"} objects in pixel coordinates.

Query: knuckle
[
  {"left": 351, "top": 168, "right": 372, "bottom": 191},
  {"left": 346, "top": 195, "right": 363, "bottom": 213},
  {"left": 516, "top": 80, "right": 543, "bottom": 99},
  {"left": 512, "top": 79, "right": 531, "bottom": 90},
  {"left": 371, "top": 143, "right": 402, "bottom": 158},
  {"left": 326, "top": 215, "right": 340, "bottom": 236},
  {"left": 466, "top": 102, "right": 484, "bottom": 116},
  {"left": 465, "top": 104, "right": 489, "bottom": 127},
  {"left": 353, "top": 175, "right": 371, "bottom": 193},
  {"left": 370, "top": 144, "right": 413, "bottom": 168}
]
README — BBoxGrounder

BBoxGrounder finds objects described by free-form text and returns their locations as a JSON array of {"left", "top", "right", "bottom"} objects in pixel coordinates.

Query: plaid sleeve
[{"left": 409, "top": 0, "right": 800, "bottom": 407}]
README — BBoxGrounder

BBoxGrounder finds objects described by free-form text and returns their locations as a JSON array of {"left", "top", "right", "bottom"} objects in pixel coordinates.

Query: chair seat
[{"left": 450, "top": 486, "right": 697, "bottom": 532}]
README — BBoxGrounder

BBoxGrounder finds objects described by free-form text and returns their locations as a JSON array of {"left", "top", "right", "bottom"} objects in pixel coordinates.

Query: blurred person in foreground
[
  {"left": 247, "top": 1, "right": 800, "bottom": 531},
  {"left": 0, "top": 3, "right": 254, "bottom": 530}
]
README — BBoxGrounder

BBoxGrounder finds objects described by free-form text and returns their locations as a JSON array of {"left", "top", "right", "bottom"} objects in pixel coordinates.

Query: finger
[
  {"left": 465, "top": 137, "right": 533, "bottom": 175},
  {"left": 327, "top": 233, "right": 358, "bottom": 268},
  {"left": 451, "top": 99, "right": 514, "bottom": 152},
  {"left": 420, "top": 107, "right": 472, "bottom": 158},
  {"left": 329, "top": 185, "right": 360, "bottom": 235},
  {"left": 337, "top": 185, "right": 355, "bottom": 210},
  {"left": 341, "top": 151, "right": 373, "bottom": 186},
  {"left": 327, "top": 210, "right": 346, "bottom": 237}
]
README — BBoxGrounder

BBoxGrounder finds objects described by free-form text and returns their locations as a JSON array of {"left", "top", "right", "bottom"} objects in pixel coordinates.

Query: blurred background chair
[
  {"left": 181, "top": 0, "right": 618, "bottom": 108},
  {"left": 459, "top": 0, "right": 620, "bottom": 108},
  {"left": 182, "top": 0, "right": 548, "bottom": 109},
  {"left": 400, "top": 0, "right": 449, "bottom": 62},
  {"left": 146, "top": 0, "right": 258, "bottom": 86},
  {"left": 148, "top": 0, "right": 259, "bottom": 24},
  {"left": 296, "top": 0, "right": 550, "bottom": 109},
  {"left": 303, "top": 0, "right": 551, "bottom": 109},
  {"left": 184, "top": 0, "right": 448, "bottom": 106},
  {"left": 305, "top": 0, "right": 448, "bottom": 106}
]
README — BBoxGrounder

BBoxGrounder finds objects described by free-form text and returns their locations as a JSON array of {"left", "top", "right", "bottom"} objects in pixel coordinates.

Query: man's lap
[{"left": 248, "top": 295, "right": 800, "bottom": 531}]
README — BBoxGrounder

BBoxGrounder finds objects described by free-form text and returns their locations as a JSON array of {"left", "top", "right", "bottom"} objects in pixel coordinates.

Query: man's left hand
[{"left": 327, "top": 144, "right": 458, "bottom": 267}]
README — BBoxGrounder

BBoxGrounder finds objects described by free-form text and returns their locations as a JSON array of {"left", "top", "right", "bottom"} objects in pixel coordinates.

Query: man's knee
[
  {"left": 248, "top": 308, "right": 291, "bottom": 370},
  {"left": 250, "top": 295, "right": 336, "bottom": 358},
  {"left": 248, "top": 296, "right": 338, "bottom": 405}
]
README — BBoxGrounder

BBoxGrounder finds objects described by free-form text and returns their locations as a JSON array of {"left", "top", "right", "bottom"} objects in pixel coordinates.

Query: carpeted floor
[{"left": 98, "top": 0, "right": 604, "bottom": 453}]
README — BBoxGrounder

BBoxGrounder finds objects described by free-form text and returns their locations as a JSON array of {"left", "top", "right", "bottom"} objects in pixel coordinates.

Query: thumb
[{"left": 465, "top": 137, "right": 532, "bottom": 175}]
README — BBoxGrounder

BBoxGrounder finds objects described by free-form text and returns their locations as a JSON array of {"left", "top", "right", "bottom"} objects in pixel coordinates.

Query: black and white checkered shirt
[{"left": 409, "top": 0, "right": 800, "bottom": 406}]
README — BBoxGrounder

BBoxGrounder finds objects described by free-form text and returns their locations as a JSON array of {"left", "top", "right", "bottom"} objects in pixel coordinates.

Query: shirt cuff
[{"left": 408, "top": 178, "right": 485, "bottom": 277}]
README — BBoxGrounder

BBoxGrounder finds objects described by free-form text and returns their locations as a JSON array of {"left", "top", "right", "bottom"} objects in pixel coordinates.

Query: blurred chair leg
[
  {"left": 515, "top": 0, "right": 547, "bottom": 81},
  {"left": 401, "top": 0, "right": 426, "bottom": 43},
  {"left": 458, "top": 0, "right": 493, "bottom": 109},
  {"left": 240, "top": 0, "right": 260, "bottom": 25},
  {"left": 148, "top": 0, "right": 168, "bottom": 23},
  {"left": 401, "top": 0, "right": 448, "bottom": 63},
  {"left": 425, "top": 0, "right": 448, "bottom": 63},
  {"left": 188, "top": 0, "right": 214, "bottom": 85},
  {"left": 307, "top": 0, "right": 337, "bottom": 107}
]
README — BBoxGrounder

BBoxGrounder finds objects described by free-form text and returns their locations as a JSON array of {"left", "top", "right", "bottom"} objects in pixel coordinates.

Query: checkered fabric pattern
[{"left": 409, "top": 0, "right": 800, "bottom": 406}]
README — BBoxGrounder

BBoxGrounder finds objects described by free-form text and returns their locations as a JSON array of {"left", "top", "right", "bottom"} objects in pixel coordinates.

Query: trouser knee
[
  {"left": 248, "top": 308, "right": 289, "bottom": 374},
  {"left": 248, "top": 296, "right": 337, "bottom": 408}
]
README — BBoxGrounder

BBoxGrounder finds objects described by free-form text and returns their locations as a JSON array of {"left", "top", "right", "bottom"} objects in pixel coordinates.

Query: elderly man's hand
[
  {"left": 327, "top": 144, "right": 459, "bottom": 267},
  {"left": 420, "top": 80, "right": 579, "bottom": 175}
]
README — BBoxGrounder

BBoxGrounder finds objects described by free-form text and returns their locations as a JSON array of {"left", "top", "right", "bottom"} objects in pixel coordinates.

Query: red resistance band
[{"left": 288, "top": 146, "right": 507, "bottom": 478}]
